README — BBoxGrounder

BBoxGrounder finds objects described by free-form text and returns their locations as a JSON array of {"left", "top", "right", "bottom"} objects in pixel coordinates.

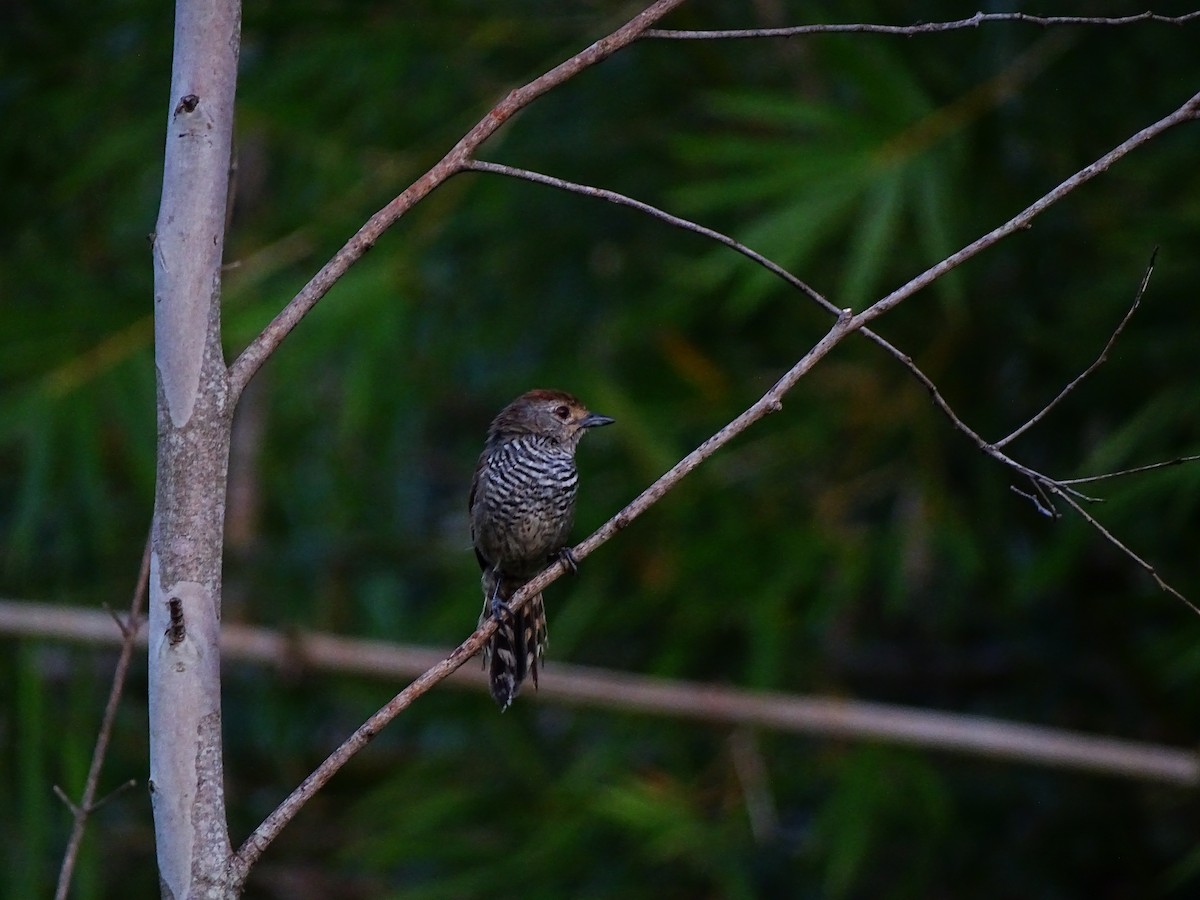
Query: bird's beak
[{"left": 581, "top": 412, "right": 615, "bottom": 429}]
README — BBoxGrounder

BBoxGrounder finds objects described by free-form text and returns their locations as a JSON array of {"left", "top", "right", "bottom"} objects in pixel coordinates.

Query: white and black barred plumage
[{"left": 469, "top": 390, "right": 613, "bottom": 710}]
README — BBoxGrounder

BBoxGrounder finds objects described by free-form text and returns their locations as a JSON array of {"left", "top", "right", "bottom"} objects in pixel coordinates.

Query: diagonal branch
[
  {"left": 995, "top": 249, "right": 1158, "bottom": 449},
  {"left": 53, "top": 535, "right": 151, "bottom": 900},
  {"left": 845, "top": 92, "right": 1200, "bottom": 330},
  {"left": 1060, "top": 454, "right": 1200, "bottom": 486},
  {"left": 643, "top": 11, "right": 1200, "bottom": 41},
  {"left": 1048, "top": 486, "right": 1200, "bottom": 615},
  {"left": 226, "top": 0, "right": 689, "bottom": 405},
  {"left": 464, "top": 159, "right": 831, "bottom": 309}
]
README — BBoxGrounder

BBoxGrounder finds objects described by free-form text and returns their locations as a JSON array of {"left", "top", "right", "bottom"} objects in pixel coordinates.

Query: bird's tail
[{"left": 479, "top": 574, "right": 547, "bottom": 710}]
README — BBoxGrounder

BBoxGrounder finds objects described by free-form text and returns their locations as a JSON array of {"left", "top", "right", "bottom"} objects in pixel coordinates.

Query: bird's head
[{"left": 488, "top": 389, "right": 614, "bottom": 449}]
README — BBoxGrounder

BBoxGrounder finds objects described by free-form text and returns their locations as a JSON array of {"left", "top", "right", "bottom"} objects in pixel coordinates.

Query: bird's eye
[{"left": 554, "top": 405, "right": 571, "bottom": 420}]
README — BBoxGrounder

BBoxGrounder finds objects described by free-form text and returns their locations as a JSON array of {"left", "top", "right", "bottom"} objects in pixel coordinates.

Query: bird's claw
[
  {"left": 558, "top": 546, "right": 579, "bottom": 575},
  {"left": 489, "top": 592, "right": 513, "bottom": 621}
]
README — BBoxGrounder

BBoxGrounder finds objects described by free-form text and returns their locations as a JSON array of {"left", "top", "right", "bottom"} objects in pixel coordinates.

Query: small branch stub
[{"left": 174, "top": 93, "right": 199, "bottom": 116}]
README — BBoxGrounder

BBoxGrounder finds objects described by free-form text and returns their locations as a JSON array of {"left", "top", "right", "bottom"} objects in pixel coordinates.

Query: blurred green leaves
[
  {"left": 3, "top": 1, "right": 1200, "bottom": 897},
  {"left": 673, "top": 38, "right": 968, "bottom": 318}
]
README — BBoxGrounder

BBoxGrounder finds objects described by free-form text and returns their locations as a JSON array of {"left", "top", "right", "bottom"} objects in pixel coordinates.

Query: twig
[
  {"left": 52, "top": 786, "right": 80, "bottom": 817},
  {"left": 2, "top": 599, "right": 1196, "bottom": 786},
  {"left": 464, "top": 159, "right": 831, "bottom": 307},
  {"left": 225, "top": 0, "right": 689, "bottom": 405},
  {"left": 1048, "top": 487, "right": 1200, "bottom": 616},
  {"left": 643, "top": 11, "right": 1200, "bottom": 40},
  {"left": 53, "top": 536, "right": 151, "bottom": 900},
  {"left": 1061, "top": 454, "right": 1200, "bottom": 486},
  {"left": 1010, "top": 483, "right": 1058, "bottom": 519},
  {"left": 56, "top": 779, "right": 138, "bottom": 817},
  {"left": 995, "top": 249, "right": 1158, "bottom": 449},
  {"left": 103, "top": 602, "right": 131, "bottom": 639},
  {"left": 845, "top": 93, "right": 1200, "bottom": 330}
]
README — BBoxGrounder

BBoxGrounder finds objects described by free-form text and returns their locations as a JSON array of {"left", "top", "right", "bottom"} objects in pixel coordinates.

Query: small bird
[{"left": 470, "top": 389, "right": 614, "bottom": 709}]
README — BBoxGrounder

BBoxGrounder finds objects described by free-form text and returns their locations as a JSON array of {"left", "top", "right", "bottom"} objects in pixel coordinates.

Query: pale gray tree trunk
[{"left": 149, "top": 0, "right": 242, "bottom": 896}]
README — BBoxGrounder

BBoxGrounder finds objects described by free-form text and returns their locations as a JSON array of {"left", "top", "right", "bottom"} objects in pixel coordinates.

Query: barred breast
[{"left": 471, "top": 434, "right": 580, "bottom": 578}]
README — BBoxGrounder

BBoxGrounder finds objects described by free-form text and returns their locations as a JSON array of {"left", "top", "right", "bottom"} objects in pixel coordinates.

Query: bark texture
[{"left": 149, "top": 0, "right": 241, "bottom": 896}]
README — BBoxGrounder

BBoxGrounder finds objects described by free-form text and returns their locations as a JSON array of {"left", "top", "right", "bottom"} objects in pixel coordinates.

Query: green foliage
[{"left": 3, "top": 1, "right": 1200, "bottom": 897}]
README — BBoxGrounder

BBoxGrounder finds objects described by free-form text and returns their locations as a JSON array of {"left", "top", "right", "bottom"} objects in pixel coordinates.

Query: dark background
[{"left": 3, "top": 1, "right": 1200, "bottom": 897}]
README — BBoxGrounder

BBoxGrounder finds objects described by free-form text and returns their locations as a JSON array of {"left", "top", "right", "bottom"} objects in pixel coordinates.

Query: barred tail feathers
[{"left": 479, "top": 575, "right": 547, "bottom": 710}]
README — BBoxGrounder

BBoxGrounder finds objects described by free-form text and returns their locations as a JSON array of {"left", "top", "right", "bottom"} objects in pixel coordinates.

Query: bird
[{"left": 469, "top": 389, "right": 614, "bottom": 709}]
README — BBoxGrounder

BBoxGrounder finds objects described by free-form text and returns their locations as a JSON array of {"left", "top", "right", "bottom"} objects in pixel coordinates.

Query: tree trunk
[{"left": 149, "top": 0, "right": 241, "bottom": 896}]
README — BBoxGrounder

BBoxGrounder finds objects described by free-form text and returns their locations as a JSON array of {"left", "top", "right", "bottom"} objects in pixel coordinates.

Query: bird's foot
[
  {"left": 489, "top": 590, "right": 513, "bottom": 622},
  {"left": 557, "top": 546, "right": 579, "bottom": 575}
]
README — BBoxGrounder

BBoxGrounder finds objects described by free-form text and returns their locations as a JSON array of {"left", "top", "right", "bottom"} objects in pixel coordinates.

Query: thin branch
[
  {"left": 995, "top": 249, "right": 1158, "bottom": 449},
  {"left": 52, "top": 786, "right": 80, "bottom": 817},
  {"left": 54, "top": 535, "right": 151, "bottom": 900},
  {"left": 3, "top": 599, "right": 1196, "bottom": 786},
  {"left": 464, "top": 159, "right": 1009, "bottom": 452},
  {"left": 225, "top": 0, "right": 689, "bottom": 405},
  {"left": 1010, "top": 484, "right": 1058, "bottom": 519},
  {"left": 846, "top": 93, "right": 1200, "bottom": 331},
  {"left": 643, "top": 11, "right": 1200, "bottom": 40},
  {"left": 55, "top": 778, "right": 138, "bottom": 817},
  {"left": 103, "top": 602, "right": 131, "bottom": 639},
  {"left": 464, "top": 159, "right": 830, "bottom": 307},
  {"left": 1061, "top": 454, "right": 1200, "bottom": 486},
  {"left": 1048, "top": 487, "right": 1200, "bottom": 616}
]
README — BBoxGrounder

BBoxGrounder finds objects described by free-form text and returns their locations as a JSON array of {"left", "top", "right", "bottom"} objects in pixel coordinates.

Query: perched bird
[{"left": 470, "top": 389, "right": 614, "bottom": 709}]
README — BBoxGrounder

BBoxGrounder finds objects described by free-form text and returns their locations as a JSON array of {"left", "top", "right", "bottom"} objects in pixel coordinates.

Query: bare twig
[
  {"left": 1049, "top": 487, "right": 1199, "bottom": 615},
  {"left": 996, "top": 250, "right": 1158, "bottom": 449},
  {"left": 846, "top": 93, "right": 1200, "bottom": 329},
  {"left": 1010, "top": 484, "right": 1058, "bottom": 519},
  {"left": 52, "top": 786, "right": 80, "bottom": 817},
  {"left": 102, "top": 602, "right": 132, "bottom": 639},
  {"left": 55, "top": 778, "right": 138, "bottom": 817},
  {"left": 54, "top": 536, "right": 151, "bottom": 900},
  {"left": 1061, "top": 454, "right": 1200, "bottom": 486},
  {"left": 2, "top": 599, "right": 1196, "bottom": 786},
  {"left": 225, "top": 0, "right": 689, "bottom": 405},
  {"left": 463, "top": 159, "right": 831, "bottom": 306},
  {"left": 643, "top": 11, "right": 1200, "bottom": 40}
]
